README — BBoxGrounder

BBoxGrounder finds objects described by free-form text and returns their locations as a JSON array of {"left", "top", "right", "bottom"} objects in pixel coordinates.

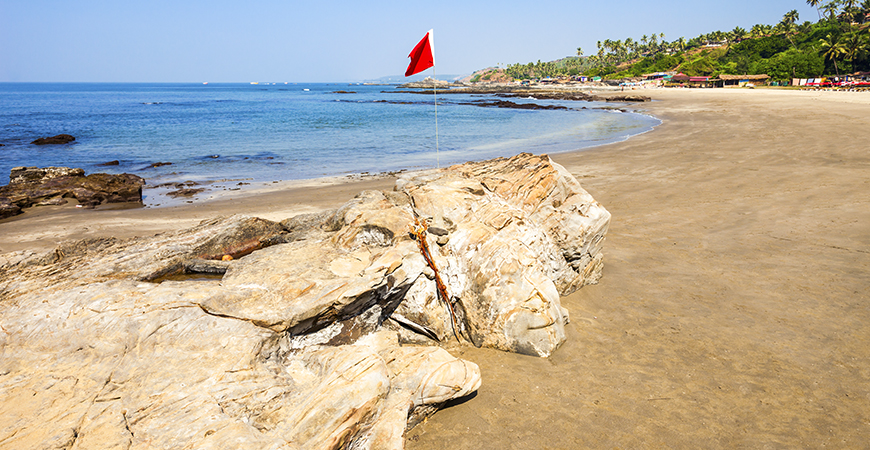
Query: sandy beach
[{"left": 2, "top": 88, "right": 869, "bottom": 448}]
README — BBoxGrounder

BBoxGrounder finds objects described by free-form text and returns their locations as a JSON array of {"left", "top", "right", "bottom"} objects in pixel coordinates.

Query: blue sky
[{"left": 1, "top": 0, "right": 819, "bottom": 82}]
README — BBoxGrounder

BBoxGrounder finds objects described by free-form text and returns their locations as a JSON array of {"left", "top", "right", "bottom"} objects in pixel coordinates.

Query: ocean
[{"left": 0, "top": 82, "right": 659, "bottom": 203}]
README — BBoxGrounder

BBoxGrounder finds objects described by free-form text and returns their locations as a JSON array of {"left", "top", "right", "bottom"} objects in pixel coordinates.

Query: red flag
[{"left": 405, "top": 30, "right": 434, "bottom": 77}]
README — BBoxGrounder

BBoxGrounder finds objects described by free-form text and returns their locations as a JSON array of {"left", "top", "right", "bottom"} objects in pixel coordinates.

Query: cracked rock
[{"left": 0, "top": 153, "right": 609, "bottom": 449}]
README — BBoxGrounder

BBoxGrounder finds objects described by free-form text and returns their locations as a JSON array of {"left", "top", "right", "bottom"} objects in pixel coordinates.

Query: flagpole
[
  {"left": 430, "top": 29, "right": 439, "bottom": 169},
  {"left": 432, "top": 65, "right": 439, "bottom": 169}
]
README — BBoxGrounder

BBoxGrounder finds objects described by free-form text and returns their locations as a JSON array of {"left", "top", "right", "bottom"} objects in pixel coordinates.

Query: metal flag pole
[
  {"left": 433, "top": 65, "right": 440, "bottom": 169},
  {"left": 431, "top": 31, "right": 440, "bottom": 169}
]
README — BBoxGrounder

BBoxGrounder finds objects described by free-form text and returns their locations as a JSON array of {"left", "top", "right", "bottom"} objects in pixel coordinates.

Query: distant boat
[
  {"left": 250, "top": 82, "right": 259, "bottom": 85},
  {"left": 203, "top": 82, "right": 208, "bottom": 85},
  {"left": 303, "top": 88, "right": 310, "bottom": 91}
]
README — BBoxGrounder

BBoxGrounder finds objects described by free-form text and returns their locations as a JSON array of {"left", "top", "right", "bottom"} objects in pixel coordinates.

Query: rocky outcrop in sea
[
  {"left": 0, "top": 153, "right": 610, "bottom": 449},
  {"left": 0, "top": 166, "right": 145, "bottom": 219},
  {"left": 30, "top": 134, "right": 76, "bottom": 145}
]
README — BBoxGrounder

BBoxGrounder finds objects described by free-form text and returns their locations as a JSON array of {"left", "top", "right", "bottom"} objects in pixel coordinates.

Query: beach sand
[{"left": 2, "top": 88, "right": 869, "bottom": 448}]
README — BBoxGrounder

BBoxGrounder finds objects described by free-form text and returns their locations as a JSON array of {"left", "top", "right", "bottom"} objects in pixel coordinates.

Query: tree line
[{"left": 499, "top": 0, "right": 869, "bottom": 82}]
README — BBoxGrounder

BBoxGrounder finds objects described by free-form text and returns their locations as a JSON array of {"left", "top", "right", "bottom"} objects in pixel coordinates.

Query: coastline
[
  {"left": 2, "top": 88, "right": 869, "bottom": 447},
  {"left": 0, "top": 85, "right": 653, "bottom": 254}
]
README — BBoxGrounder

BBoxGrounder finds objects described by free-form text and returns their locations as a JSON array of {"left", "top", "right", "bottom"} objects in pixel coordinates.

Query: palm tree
[
  {"left": 821, "top": 33, "right": 846, "bottom": 76},
  {"left": 780, "top": 11, "right": 800, "bottom": 48},
  {"left": 784, "top": 9, "right": 800, "bottom": 26},
  {"left": 823, "top": 1, "right": 842, "bottom": 21},
  {"left": 808, "top": 0, "right": 824, "bottom": 20},
  {"left": 624, "top": 37, "right": 636, "bottom": 58},
  {"left": 676, "top": 37, "right": 686, "bottom": 52},
  {"left": 861, "top": 0, "right": 870, "bottom": 22},
  {"left": 750, "top": 24, "right": 765, "bottom": 38},
  {"left": 576, "top": 47, "right": 584, "bottom": 58},
  {"left": 731, "top": 26, "right": 748, "bottom": 42},
  {"left": 843, "top": 28, "right": 869, "bottom": 64}
]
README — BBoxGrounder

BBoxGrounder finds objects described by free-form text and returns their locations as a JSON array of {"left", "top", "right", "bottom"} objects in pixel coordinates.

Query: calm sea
[{"left": 0, "top": 82, "right": 658, "bottom": 193}]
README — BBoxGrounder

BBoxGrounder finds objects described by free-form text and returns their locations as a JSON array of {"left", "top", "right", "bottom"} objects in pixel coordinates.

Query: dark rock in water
[
  {"left": 154, "top": 180, "right": 200, "bottom": 189},
  {"left": 603, "top": 95, "right": 651, "bottom": 102},
  {"left": 463, "top": 100, "right": 568, "bottom": 110},
  {"left": 31, "top": 134, "right": 76, "bottom": 145},
  {"left": 166, "top": 187, "right": 205, "bottom": 198},
  {"left": 0, "top": 143, "right": 5, "bottom": 147},
  {"left": 98, "top": 160, "right": 120, "bottom": 166},
  {"left": 0, "top": 166, "right": 144, "bottom": 220},
  {"left": 499, "top": 91, "right": 596, "bottom": 102},
  {"left": 146, "top": 162, "right": 173, "bottom": 168},
  {"left": 332, "top": 90, "right": 356, "bottom": 94}
]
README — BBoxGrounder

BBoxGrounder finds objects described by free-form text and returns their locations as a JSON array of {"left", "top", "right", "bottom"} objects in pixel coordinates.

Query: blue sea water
[{"left": 0, "top": 82, "right": 659, "bottom": 189}]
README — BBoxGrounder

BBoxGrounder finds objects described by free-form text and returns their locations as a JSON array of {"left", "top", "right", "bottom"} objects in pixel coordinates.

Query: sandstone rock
[
  {"left": 0, "top": 153, "right": 608, "bottom": 449},
  {"left": 30, "top": 133, "right": 76, "bottom": 145},
  {"left": 0, "top": 166, "right": 145, "bottom": 220}
]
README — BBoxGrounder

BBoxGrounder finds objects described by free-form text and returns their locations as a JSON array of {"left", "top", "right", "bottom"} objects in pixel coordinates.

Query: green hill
[{"left": 487, "top": 2, "right": 869, "bottom": 83}]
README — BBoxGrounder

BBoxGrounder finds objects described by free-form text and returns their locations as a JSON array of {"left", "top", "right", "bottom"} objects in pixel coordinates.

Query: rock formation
[
  {"left": 0, "top": 166, "right": 145, "bottom": 220},
  {"left": 0, "top": 153, "right": 609, "bottom": 449},
  {"left": 30, "top": 134, "right": 76, "bottom": 145}
]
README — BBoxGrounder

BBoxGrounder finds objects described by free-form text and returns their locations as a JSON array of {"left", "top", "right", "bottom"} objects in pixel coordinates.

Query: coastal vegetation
[{"left": 491, "top": 0, "right": 870, "bottom": 83}]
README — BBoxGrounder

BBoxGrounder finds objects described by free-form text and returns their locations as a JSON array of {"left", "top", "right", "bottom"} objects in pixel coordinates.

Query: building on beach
[{"left": 716, "top": 74, "right": 770, "bottom": 87}]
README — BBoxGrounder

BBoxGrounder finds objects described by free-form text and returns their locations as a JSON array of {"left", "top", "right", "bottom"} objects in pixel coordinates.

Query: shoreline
[{"left": 0, "top": 88, "right": 658, "bottom": 254}]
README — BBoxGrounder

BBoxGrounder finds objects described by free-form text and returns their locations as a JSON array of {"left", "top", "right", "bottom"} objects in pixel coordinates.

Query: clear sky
[{"left": 0, "top": 0, "right": 820, "bottom": 83}]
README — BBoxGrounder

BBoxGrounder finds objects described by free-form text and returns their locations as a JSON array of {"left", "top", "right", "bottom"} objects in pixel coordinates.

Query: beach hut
[
  {"left": 688, "top": 76, "right": 712, "bottom": 87},
  {"left": 717, "top": 74, "right": 770, "bottom": 87},
  {"left": 643, "top": 71, "right": 675, "bottom": 81}
]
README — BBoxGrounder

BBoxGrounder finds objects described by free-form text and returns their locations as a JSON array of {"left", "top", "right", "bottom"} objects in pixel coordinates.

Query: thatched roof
[{"left": 718, "top": 74, "right": 770, "bottom": 81}]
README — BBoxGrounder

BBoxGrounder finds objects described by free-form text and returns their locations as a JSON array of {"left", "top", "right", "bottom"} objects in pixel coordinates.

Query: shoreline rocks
[
  {"left": 0, "top": 166, "right": 145, "bottom": 219},
  {"left": 0, "top": 153, "right": 609, "bottom": 449}
]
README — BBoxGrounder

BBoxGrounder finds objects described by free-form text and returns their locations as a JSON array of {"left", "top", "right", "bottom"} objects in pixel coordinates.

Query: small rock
[
  {"left": 166, "top": 187, "right": 205, "bottom": 198},
  {"left": 98, "top": 160, "right": 120, "bottom": 166},
  {"left": 146, "top": 162, "right": 173, "bottom": 168},
  {"left": 427, "top": 226, "right": 448, "bottom": 236}
]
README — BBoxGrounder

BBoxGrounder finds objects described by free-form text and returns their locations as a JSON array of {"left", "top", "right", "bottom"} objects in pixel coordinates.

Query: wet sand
[{"left": 2, "top": 88, "right": 869, "bottom": 448}]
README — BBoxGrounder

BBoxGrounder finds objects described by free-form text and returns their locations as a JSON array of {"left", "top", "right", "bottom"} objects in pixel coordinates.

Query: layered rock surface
[{"left": 0, "top": 153, "right": 609, "bottom": 449}]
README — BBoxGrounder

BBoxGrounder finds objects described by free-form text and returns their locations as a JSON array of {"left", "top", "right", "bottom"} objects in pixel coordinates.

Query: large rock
[
  {"left": 0, "top": 166, "right": 145, "bottom": 219},
  {"left": 0, "top": 153, "right": 609, "bottom": 449}
]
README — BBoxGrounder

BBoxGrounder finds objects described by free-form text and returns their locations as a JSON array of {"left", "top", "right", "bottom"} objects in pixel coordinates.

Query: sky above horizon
[{"left": 1, "top": 0, "right": 821, "bottom": 83}]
